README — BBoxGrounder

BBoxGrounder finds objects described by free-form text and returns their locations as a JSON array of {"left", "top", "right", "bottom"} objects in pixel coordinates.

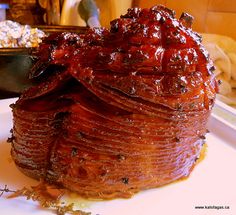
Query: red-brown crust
[{"left": 11, "top": 5, "right": 218, "bottom": 199}]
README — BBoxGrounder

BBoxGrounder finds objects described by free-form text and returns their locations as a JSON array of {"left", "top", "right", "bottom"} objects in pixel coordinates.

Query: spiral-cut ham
[{"left": 11, "top": 5, "right": 218, "bottom": 199}]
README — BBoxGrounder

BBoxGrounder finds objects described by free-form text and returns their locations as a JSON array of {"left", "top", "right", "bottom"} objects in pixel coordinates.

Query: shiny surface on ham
[{"left": 11, "top": 5, "right": 218, "bottom": 199}]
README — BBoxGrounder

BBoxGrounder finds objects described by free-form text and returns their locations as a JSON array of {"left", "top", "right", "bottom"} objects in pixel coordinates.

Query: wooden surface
[{"left": 134, "top": 0, "right": 236, "bottom": 40}]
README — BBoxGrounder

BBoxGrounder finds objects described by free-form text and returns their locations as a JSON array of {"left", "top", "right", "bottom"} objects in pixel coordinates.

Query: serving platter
[{"left": 0, "top": 98, "right": 236, "bottom": 215}]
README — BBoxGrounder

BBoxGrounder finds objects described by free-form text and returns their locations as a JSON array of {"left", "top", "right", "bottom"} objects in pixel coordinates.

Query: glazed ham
[{"left": 11, "top": 6, "right": 218, "bottom": 199}]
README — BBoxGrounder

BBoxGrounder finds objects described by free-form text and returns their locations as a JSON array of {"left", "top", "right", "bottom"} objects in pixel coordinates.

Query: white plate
[{"left": 0, "top": 98, "right": 236, "bottom": 215}]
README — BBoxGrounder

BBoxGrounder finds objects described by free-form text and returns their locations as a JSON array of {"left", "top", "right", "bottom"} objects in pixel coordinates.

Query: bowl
[
  {"left": 0, "top": 26, "right": 88, "bottom": 99},
  {"left": 0, "top": 48, "right": 34, "bottom": 98}
]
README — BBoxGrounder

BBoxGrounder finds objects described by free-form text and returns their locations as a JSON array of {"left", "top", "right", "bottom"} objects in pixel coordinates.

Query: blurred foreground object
[
  {"left": 7, "top": 0, "right": 45, "bottom": 25},
  {"left": 0, "top": 2, "right": 9, "bottom": 21},
  {"left": 202, "top": 33, "right": 236, "bottom": 106},
  {"left": 60, "top": 0, "right": 86, "bottom": 26},
  {"left": 61, "top": 0, "right": 132, "bottom": 27},
  {"left": 60, "top": 0, "right": 100, "bottom": 27},
  {"left": 45, "top": 0, "right": 61, "bottom": 25},
  {"left": 78, "top": 0, "right": 100, "bottom": 27}
]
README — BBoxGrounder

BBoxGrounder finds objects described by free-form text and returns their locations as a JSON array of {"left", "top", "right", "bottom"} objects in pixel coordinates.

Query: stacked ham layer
[{"left": 11, "top": 6, "right": 218, "bottom": 199}]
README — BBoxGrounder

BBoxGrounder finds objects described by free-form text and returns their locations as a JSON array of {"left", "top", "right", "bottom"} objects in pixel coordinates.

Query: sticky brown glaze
[{"left": 11, "top": 5, "right": 218, "bottom": 199}]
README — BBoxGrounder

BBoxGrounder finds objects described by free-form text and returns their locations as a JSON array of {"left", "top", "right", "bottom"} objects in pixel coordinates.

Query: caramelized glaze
[{"left": 11, "top": 5, "right": 218, "bottom": 199}]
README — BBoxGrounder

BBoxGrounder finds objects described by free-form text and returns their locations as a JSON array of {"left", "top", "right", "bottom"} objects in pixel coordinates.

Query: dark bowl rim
[
  {"left": 0, "top": 25, "right": 89, "bottom": 54},
  {"left": 32, "top": 25, "right": 88, "bottom": 30},
  {"left": 0, "top": 47, "right": 35, "bottom": 56},
  {"left": 33, "top": 25, "right": 89, "bottom": 33}
]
